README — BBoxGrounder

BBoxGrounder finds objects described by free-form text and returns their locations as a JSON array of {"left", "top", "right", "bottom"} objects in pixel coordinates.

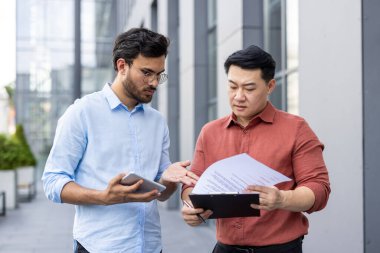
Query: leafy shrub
[
  {"left": 0, "top": 134, "right": 23, "bottom": 170},
  {"left": 0, "top": 125, "right": 37, "bottom": 170},
  {"left": 12, "top": 125, "right": 37, "bottom": 167}
]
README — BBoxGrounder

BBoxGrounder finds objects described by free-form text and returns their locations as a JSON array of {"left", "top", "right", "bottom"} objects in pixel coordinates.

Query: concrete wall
[
  {"left": 179, "top": 0, "right": 195, "bottom": 161},
  {"left": 299, "top": 0, "right": 363, "bottom": 252}
]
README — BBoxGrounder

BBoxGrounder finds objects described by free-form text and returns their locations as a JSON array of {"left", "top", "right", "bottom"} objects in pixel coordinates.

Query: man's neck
[{"left": 110, "top": 79, "right": 137, "bottom": 111}]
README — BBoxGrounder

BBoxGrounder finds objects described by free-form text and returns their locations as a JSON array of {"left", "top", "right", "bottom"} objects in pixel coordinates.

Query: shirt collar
[
  {"left": 102, "top": 83, "right": 145, "bottom": 112},
  {"left": 224, "top": 101, "right": 276, "bottom": 128}
]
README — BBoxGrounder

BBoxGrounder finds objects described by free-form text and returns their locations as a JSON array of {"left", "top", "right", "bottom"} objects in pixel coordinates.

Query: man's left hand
[
  {"left": 161, "top": 161, "right": 199, "bottom": 186},
  {"left": 246, "top": 185, "right": 285, "bottom": 211}
]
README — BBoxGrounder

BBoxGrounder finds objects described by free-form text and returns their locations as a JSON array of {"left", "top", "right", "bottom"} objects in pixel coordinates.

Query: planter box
[
  {"left": 0, "top": 169, "right": 18, "bottom": 209},
  {"left": 16, "top": 166, "right": 36, "bottom": 201}
]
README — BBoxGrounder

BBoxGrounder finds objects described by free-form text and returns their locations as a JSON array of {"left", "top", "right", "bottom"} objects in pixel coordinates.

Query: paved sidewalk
[
  {"left": 0, "top": 186, "right": 74, "bottom": 253},
  {"left": 160, "top": 203, "right": 216, "bottom": 253},
  {"left": 0, "top": 184, "right": 216, "bottom": 253}
]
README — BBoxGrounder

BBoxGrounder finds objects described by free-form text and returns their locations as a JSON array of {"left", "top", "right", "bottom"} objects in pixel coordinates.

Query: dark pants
[
  {"left": 76, "top": 241, "right": 163, "bottom": 253},
  {"left": 212, "top": 237, "right": 303, "bottom": 253},
  {"left": 76, "top": 241, "right": 89, "bottom": 253}
]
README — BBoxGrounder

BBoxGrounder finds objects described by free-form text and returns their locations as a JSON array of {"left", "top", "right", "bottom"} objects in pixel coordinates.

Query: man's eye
[
  {"left": 229, "top": 85, "right": 238, "bottom": 89},
  {"left": 142, "top": 70, "right": 152, "bottom": 77}
]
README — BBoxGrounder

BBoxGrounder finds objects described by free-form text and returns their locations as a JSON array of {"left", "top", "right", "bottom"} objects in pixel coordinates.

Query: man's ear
[
  {"left": 116, "top": 58, "right": 128, "bottom": 74},
  {"left": 267, "top": 79, "right": 276, "bottom": 95}
]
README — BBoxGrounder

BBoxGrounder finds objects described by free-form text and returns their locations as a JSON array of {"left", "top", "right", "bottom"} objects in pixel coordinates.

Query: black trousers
[
  {"left": 212, "top": 237, "right": 303, "bottom": 253},
  {"left": 76, "top": 241, "right": 89, "bottom": 253},
  {"left": 76, "top": 241, "right": 163, "bottom": 253}
]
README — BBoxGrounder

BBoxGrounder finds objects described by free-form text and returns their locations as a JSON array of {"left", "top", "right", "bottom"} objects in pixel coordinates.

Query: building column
[{"left": 363, "top": 0, "right": 380, "bottom": 252}]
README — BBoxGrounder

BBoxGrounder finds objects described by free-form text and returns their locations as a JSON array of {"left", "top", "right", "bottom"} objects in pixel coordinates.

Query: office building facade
[
  {"left": 16, "top": 0, "right": 120, "bottom": 167},
  {"left": 15, "top": 0, "right": 380, "bottom": 252},
  {"left": 120, "top": 0, "right": 380, "bottom": 252}
]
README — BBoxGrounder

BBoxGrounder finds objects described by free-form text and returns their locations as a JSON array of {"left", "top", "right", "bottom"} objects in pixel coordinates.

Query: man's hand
[
  {"left": 161, "top": 160, "right": 199, "bottom": 186},
  {"left": 246, "top": 185, "right": 315, "bottom": 212},
  {"left": 246, "top": 185, "right": 285, "bottom": 211},
  {"left": 181, "top": 200, "right": 213, "bottom": 226},
  {"left": 101, "top": 173, "right": 161, "bottom": 205}
]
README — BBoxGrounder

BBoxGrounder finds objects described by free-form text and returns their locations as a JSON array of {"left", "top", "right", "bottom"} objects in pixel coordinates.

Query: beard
[{"left": 122, "top": 74, "right": 156, "bottom": 104}]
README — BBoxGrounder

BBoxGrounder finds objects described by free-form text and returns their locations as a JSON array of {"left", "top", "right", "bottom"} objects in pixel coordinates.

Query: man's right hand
[
  {"left": 101, "top": 173, "right": 161, "bottom": 205},
  {"left": 181, "top": 200, "right": 213, "bottom": 226}
]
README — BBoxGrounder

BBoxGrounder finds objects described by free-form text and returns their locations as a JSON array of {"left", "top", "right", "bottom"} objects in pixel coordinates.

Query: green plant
[
  {"left": 4, "top": 83, "right": 14, "bottom": 107},
  {"left": 0, "top": 125, "right": 37, "bottom": 170},
  {"left": 0, "top": 134, "right": 23, "bottom": 170},
  {"left": 11, "top": 125, "right": 37, "bottom": 167}
]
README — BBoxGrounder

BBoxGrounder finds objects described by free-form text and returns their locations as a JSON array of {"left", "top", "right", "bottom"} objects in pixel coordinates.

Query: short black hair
[
  {"left": 112, "top": 28, "right": 170, "bottom": 71},
  {"left": 224, "top": 45, "right": 276, "bottom": 83}
]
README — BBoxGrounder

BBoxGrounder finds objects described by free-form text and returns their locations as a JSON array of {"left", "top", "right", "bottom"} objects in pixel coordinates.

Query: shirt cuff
[{"left": 43, "top": 175, "right": 73, "bottom": 203}]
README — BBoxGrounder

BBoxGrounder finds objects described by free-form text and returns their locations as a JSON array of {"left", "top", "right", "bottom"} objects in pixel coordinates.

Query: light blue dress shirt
[{"left": 42, "top": 84, "right": 171, "bottom": 253}]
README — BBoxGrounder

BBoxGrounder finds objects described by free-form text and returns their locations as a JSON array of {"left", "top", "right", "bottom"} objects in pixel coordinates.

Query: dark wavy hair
[
  {"left": 112, "top": 28, "right": 170, "bottom": 71},
  {"left": 224, "top": 45, "right": 276, "bottom": 83}
]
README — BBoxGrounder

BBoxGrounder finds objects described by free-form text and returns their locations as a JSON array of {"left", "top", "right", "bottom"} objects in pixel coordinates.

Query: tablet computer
[{"left": 120, "top": 172, "right": 166, "bottom": 193}]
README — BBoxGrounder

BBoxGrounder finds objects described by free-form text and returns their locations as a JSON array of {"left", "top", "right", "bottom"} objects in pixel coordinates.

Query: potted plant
[
  {"left": 13, "top": 124, "right": 37, "bottom": 201},
  {"left": 0, "top": 134, "right": 21, "bottom": 209}
]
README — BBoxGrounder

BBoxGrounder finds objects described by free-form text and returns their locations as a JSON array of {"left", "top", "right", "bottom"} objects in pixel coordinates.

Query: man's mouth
[
  {"left": 144, "top": 88, "right": 156, "bottom": 96},
  {"left": 234, "top": 105, "right": 246, "bottom": 110}
]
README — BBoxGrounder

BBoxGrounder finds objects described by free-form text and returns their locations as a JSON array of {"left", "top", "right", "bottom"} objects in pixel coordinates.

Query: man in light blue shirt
[{"left": 42, "top": 28, "right": 198, "bottom": 253}]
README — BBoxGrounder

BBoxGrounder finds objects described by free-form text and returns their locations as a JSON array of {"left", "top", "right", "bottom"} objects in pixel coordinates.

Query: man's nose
[
  {"left": 234, "top": 89, "right": 245, "bottom": 100},
  {"left": 148, "top": 77, "right": 160, "bottom": 87}
]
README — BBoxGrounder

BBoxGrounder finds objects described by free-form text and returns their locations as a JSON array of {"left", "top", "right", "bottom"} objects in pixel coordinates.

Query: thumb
[
  {"left": 110, "top": 173, "right": 126, "bottom": 186},
  {"left": 179, "top": 160, "right": 191, "bottom": 167}
]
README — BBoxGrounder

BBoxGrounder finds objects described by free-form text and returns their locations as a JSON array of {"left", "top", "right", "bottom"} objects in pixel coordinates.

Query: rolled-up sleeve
[
  {"left": 292, "top": 120, "right": 331, "bottom": 213},
  {"left": 41, "top": 102, "right": 87, "bottom": 203}
]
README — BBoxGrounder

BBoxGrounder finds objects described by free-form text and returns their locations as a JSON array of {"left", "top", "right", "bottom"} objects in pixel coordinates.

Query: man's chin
[
  {"left": 233, "top": 110, "right": 246, "bottom": 117},
  {"left": 139, "top": 95, "right": 153, "bottom": 104}
]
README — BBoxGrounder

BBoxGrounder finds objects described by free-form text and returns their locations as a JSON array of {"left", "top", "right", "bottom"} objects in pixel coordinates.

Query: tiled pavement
[{"left": 0, "top": 184, "right": 216, "bottom": 253}]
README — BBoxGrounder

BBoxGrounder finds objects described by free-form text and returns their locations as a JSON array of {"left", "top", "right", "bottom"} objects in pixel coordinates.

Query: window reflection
[
  {"left": 16, "top": 0, "right": 115, "bottom": 168},
  {"left": 264, "top": 0, "right": 299, "bottom": 114},
  {"left": 207, "top": 0, "right": 217, "bottom": 121}
]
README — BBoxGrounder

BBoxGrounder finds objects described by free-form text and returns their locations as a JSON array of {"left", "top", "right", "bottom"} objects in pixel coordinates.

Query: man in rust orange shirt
[{"left": 181, "top": 45, "right": 331, "bottom": 253}]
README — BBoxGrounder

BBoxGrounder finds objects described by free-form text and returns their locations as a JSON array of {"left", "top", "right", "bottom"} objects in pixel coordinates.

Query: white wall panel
[
  {"left": 299, "top": 1, "right": 363, "bottom": 252},
  {"left": 179, "top": 0, "right": 195, "bottom": 161}
]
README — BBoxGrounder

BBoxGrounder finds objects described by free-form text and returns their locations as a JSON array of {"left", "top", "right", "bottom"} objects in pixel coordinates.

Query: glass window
[
  {"left": 15, "top": 0, "right": 116, "bottom": 169},
  {"left": 16, "top": 0, "right": 76, "bottom": 167},
  {"left": 150, "top": 0, "right": 158, "bottom": 109},
  {"left": 207, "top": 0, "right": 217, "bottom": 121},
  {"left": 81, "top": 0, "right": 115, "bottom": 95},
  {"left": 264, "top": 0, "right": 299, "bottom": 114}
]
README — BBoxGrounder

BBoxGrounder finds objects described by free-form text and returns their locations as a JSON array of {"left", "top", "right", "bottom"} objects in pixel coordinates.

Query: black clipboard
[{"left": 189, "top": 193, "right": 260, "bottom": 219}]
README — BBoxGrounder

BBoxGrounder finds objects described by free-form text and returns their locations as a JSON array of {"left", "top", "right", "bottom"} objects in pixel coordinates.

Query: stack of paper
[{"left": 192, "top": 153, "right": 291, "bottom": 194}]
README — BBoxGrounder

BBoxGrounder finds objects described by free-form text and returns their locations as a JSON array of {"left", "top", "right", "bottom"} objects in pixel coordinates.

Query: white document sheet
[{"left": 192, "top": 153, "right": 291, "bottom": 194}]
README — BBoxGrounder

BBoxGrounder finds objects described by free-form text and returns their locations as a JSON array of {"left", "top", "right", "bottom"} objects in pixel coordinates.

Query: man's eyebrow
[
  {"left": 228, "top": 79, "right": 257, "bottom": 86},
  {"left": 141, "top": 67, "right": 165, "bottom": 74}
]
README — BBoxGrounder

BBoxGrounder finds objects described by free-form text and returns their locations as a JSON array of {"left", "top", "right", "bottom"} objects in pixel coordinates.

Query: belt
[{"left": 215, "top": 236, "right": 303, "bottom": 253}]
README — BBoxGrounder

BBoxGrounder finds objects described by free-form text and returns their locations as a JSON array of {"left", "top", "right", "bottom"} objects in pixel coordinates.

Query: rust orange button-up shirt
[{"left": 184, "top": 102, "right": 330, "bottom": 246}]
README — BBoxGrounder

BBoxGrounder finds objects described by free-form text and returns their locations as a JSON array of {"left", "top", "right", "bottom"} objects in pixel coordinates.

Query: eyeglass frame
[{"left": 128, "top": 61, "right": 168, "bottom": 85}]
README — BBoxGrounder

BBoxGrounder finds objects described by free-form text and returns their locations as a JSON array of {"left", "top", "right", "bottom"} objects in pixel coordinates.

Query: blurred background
[{"left": 0, "top": 0, "right": 379, "bottom": 252}]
